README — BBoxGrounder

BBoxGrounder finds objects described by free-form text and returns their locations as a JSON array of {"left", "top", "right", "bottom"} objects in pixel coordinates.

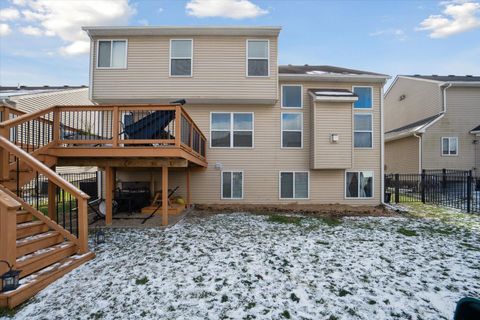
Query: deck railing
[{"left": 0, "top": 104, "right": 207, "bottom": 163}]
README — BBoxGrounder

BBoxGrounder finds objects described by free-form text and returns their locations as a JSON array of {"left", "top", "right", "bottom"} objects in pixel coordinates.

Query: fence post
[
  {"left": 467, "top": 170, "right": 472, "bottom": 213},
  {"left": 394, "top": 174, "right": 400, "bottom": 203},
  {"left": 442, "top": 168, "right": 447, "bottom": 190},
  {"left": 421, "top": 169, "right": 426, "bottom": 204}
]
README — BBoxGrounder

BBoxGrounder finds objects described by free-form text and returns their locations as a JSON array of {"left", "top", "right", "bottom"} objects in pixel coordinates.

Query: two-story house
[
  {"left": 82, "top": 26, "right": 389, "bottom": 207},
  {"left": 0, "top": 26, "right": 389, "bottom": 307},
  {"left": 384, "top": 75, "right": 480, "bottom": 174}
]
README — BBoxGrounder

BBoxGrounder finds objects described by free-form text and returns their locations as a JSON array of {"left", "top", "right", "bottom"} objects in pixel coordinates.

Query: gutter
[{"left": 279, "top": 73, "right": 390, "bottom": 83}]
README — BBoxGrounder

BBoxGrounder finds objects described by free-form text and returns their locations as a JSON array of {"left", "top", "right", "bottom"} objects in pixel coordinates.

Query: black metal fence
[
  {"left": 19, "top": 171, "right": 99, "bottom": 235},
  {"left": 385, "top": 169, "right": 479, "bottom": 214}
]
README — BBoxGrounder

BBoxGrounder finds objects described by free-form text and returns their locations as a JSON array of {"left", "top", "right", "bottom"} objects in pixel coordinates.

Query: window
[
  {"left": 354, "top": 114, "right": 372, "bottom": 148},
  {"left": 97, "top": 40, "right": 127, "bottom": 68},
  {"left": 281, "top": 113, "right": 303, "bottom": 148},
  {"left": 345, "top": 171, "right": 373, "bottom": 198},
  {"left": 222, "top": 171, "right": 243, "bottom": 199},
  {"left": 247, "top": 40, "right": 269, "bottom": 76},
  {"left": 353, "top": 87, "right": 372, "bottom": 109},
  {"left": 281, "top": 85, "right": 303, "bottom": 108},
  {"left": 442, "top": 137, "right": 458, "bottom": 156},
  {"left": 280, "top": 171, "right": 309, "bottom": 199},
  {"left": 211, "top": 112, "right": 253, "bottom": 148},
  {"left": 170, "top": 39, "right": 192, "bottom": 76}
]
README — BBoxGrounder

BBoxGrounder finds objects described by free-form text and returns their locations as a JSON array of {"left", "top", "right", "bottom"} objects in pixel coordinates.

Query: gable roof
[
  {"left": 0, "top": 86, "right": 87, "bottom": 99},
  {"left": 0, "top": 86, "right": 92, "bottom": 114},
  {"left": 385, "top": 113, "right": 444, "bottom": 141},
  {"left": 402, "top": 75, "right": 480, "bottom": 82}
]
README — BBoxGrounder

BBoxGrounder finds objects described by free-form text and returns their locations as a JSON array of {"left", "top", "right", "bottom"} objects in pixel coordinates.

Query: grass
[
  {"left": 135, "top": 276, "right": 149, "bottom": 285},
  {"left": 267, "top": 214, "right": 303, "bottom": 225},
  {"left": 318, "top": 216, "right": 343, "bottom": 227},
  {"left": 397, "top": 227, "right": 417, "bottom": 237}
]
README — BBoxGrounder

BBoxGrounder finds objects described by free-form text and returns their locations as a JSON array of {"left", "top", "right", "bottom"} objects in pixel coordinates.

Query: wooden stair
[{"left": 0, "top": 206, "right": 94, "bottom": 309}]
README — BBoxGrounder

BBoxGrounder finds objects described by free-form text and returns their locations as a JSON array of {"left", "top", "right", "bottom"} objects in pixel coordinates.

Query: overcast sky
[{"left": 0, "top": 0, "right": 479, "bottom": 87}]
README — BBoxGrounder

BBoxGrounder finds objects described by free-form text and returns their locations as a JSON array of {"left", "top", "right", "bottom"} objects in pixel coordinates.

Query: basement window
[
  {"left": 97, "top": 40, "right": 127, "bottom": 68},
  {"left": 345, "top": 171, "right": 373, "bottom": 198},
  {"left": 280, "top": 171, "right": 309, "bottom": 199},
  {"left": 222, "top": 171, "right": 243, "bottom": 199}
]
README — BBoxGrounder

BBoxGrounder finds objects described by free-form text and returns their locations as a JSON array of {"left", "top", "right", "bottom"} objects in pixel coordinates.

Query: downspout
[
  {"left": 441, "top": 83, "right": 452, "bottom": 113},
  {"left": 414, "top": 133, "right": 422, "bottom": 174},
  {"left": 380, "top": 85, "right": 385, "bottom": 204}
]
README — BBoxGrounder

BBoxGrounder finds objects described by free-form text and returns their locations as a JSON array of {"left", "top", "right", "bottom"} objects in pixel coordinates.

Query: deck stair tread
[{"left": 0, "top": 252, "right": 95, "bottom": 308}]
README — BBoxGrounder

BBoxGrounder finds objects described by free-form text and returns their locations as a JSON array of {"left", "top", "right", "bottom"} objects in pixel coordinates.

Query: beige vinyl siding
[
  {"left": 311, "top": 100, "right": 352, "bottom": 169},
  {"left": 421, "top": 87, "right": 480, "bottom": 171},
  {"left": 385, "top": 136, "right": 420, "bottom": 173},
  {"left": 116, "top": 81, "right": 382, "bottom": 205},
  {"left": 91, "top": 36, "right": 278, "bottom": 102},
  {"left": 8, "top": 88, "right": 92, "bottom": 114},
  {"left": 385, "top": 77, "right": 442, "bottom": 131}
]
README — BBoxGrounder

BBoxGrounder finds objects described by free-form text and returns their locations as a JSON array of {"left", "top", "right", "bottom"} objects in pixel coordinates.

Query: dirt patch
[{"left": 193, "top": 203, "right": 397, "bottom": 218}]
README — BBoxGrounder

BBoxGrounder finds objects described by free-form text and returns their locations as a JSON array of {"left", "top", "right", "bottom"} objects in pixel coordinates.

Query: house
[
  {"left": 0, "top": 85, "right": 97, "bottom": 176},
  {"left": 0, "top": 26, "right": 389, "bottom": 308},
  {"left": 83, "top": 26, "right": 389, "bottom": 206},
  {"left": 384, "top": 75, "right": 480, "bottom": 174}
]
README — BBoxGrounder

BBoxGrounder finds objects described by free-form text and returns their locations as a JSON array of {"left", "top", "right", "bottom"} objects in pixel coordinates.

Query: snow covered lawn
[{"left": 6, "top": 212, "right": 480, "bottom": 320}]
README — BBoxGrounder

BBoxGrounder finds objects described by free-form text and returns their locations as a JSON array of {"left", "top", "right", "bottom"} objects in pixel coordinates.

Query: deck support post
[
  {"left": 150, "top": 172, "right": 155, "bottom": 198},
  {"left": 105, "top": 166, "right": 114, "bottom": 225},
  {"left": 48, "top": 174, "right": 57, "bottom": 221},
  {"left": 162, "top": 166, "right": 168, "bottom": 226},
  {"left": 186, "top": 166, "right": 190, "bottom": 208}
]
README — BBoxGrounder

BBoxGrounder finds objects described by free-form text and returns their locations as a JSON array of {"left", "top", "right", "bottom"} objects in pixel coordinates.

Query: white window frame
[
  {"left": 344, "top": 170, "right": 374, "bottom": 199},
  {"left": 281, "top": 112, "right": 303, "bottom": 149},
  {"left": 221, "top": 170, "right": 244, "bottom": 200},
  {"left": 246, "top": 39, "right": 270, "bottom": 77},
  {"left": 281, "top": 84, "right": 303, "bottom": 109},
  {"left": 169, "top": 39, "right": 193, "bottom": 77},
  {"left": 354, "top": 113, "right": 373, "bottom": 149},
  {"left": 279, "top": 171, "right": 310, "bottom": 200},
  {"left": 441, "top": 137, "right": 459, "bottom": 156},
  {"left": 96, "top": 39, "right": 128, "bottom": 69},
  {"left": 210, "top": 112, "right": 254, "bottom": 149},
  {"left": 352, "top": 86, "right": 374, "bottom": 110}
]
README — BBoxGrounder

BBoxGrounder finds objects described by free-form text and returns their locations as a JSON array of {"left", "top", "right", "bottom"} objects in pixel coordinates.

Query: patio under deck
[{"left": 0, "top": 103, "right": 207, "bottom": 227}]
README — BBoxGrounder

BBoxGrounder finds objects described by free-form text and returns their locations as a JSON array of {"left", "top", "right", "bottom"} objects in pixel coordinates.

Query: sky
[{"left": 0, "top": 0, "right": 479, "bottom": 88}]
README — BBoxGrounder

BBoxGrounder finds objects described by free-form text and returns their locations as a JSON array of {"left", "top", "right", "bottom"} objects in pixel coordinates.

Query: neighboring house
[
  {"left": 83, "top": 26, "right": 390, "bottom": 205},
  {"left": 384, "top": 75, "right": 480, "bottom": 174},
  {"left": 0, "top": 85, "right": 97, "bottom": 175}
]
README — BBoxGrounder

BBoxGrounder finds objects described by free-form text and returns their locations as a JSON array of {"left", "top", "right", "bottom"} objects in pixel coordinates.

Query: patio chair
[
  {"left": 141, "top": 186, "right": 179, "bottom": 224},
  {"left": 454, "top": 297, "right": 480, "bottom": 320}
]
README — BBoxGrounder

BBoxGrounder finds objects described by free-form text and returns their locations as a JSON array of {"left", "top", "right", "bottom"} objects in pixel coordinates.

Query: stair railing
[{"left": 0, "top": 136, "right": 90, "bottom": 253}]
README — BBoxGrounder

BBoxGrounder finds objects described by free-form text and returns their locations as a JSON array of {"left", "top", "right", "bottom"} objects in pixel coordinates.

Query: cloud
[
  {"left": 417, "top": 1, "right": 480, "bottom": 38},
  {"left": 0, "top": 23, "right": 12, "bottom": 36},
  {"left": 370, "top": 28, "right": 407, "bottom": 41},
  {"left": 186, "top": 0, "right": 268, "bottom": 19},
  {"left": 20, "top": 25, "right": 43, "bottom": 36},
  {"left": 10, "top": 0, "right": 136, "bottom": 55},
  {"left": 0, "top": 7, "right": 20, "bottom": 20}
]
